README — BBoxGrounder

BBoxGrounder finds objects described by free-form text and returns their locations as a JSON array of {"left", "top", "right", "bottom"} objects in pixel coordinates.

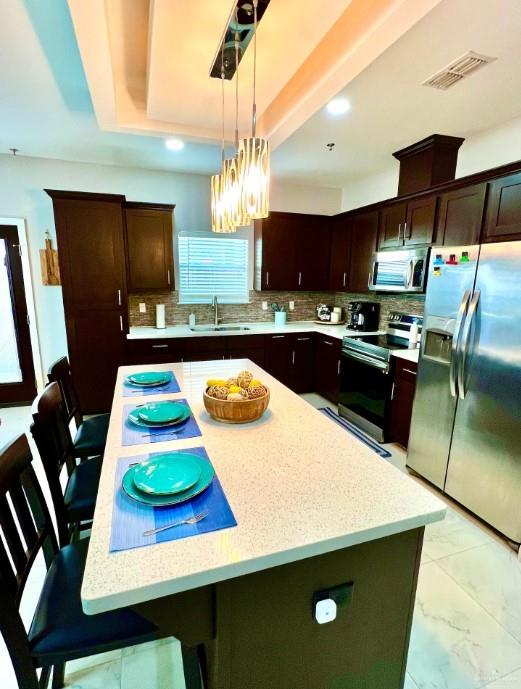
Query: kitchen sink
[{"left": 189, "top": 325, "right": 251, "bottom": 332}]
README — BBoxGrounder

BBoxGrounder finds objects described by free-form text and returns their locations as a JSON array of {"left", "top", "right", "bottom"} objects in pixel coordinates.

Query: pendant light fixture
[
  {"left": 226, "top": 23, "right": 250, "bottom": 228},
  {"left": 211, "top": 62, "right": 234, "bottom": 232},
  {"left": 239, "top": 0, "right": 270, "bottom": 220}
]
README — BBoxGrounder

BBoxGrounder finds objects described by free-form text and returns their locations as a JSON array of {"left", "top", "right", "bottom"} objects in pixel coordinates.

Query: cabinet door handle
[
  {"left": 298, "top": 271, "right": 302, "bottom": 286},
  {"left": 342, "top": 272, "right": 346, "bottom": 287},
  {"left": 337, "top": 359, "right": 341, "bottom": 375},
  {"left": 403, "top": 367, "right": 417, "bottom": 375},
  {"left": 391, "top": 382, "right": 395, "bottom": 400},
  {"left": 403, "top": 222, "right": 409, "bottom": 240},
  {"left": 117, "top": 289, "right": 122, "bottom": 306},
  {"left": 119, "top": 315, "right": 124, "bottom": 332},
  {"left": 323, "top": 340, "right": 333, "bottom": 346},
  {"left": 292, "top": 350, "right": 295, "bottom": 365},
  {"left": 297, "top": 337, "right": 310, "bottom": 341},
  {"left": 397, "top": 223, "right": 402, "bottom": 241},
  {"left": 266, "top": 271, "right": 269, "bottom": 287},
  {"left": 272, "top": 335, "right": 285, "bottom": 339},
  {"left": 167, "top": 270, "right": 171, "bottom": 286},
  {"left": 152, "top": 344, "right": 169, "bottom": 349}
]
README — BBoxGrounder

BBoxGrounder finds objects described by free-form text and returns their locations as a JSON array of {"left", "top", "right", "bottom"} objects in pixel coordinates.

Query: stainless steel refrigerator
[{"left": 408, "top": 241, "right": 521, "bottom": 544}]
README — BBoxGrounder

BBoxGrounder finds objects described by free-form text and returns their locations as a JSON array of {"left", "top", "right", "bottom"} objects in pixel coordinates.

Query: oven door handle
[{"left": 342, "top": 348, "right": 389, "bottom": 372}]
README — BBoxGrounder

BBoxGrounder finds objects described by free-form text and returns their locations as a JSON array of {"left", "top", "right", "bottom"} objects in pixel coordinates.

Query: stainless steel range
[{"left": 338, "top": 313, "right": 422, "bottom": 442}]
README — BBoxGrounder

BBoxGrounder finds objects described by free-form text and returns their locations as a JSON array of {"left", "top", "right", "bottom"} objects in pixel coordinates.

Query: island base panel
[{"left": 134, "top": 527, "right": 424, "bottom": 689}]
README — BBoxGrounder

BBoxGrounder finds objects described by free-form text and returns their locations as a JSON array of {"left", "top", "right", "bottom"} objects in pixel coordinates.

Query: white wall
[
  {"left": 0, "top": 154, "right": 341, "bottom": 379},
  {"left": 340, "top": 114, "right": 521, "bottom": 211},
  {"left": 272, "top": 179, "right": 342, "bottom": 215}
]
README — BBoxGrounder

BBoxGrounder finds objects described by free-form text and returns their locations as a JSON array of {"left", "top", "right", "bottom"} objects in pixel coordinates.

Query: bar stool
[
  {"left": 0, "top": 434, "right": 171, "bottom": 689},
  {"left": 48, "top": 357, "right": 109, "bottom": 459},
  {"left": 31, "top": 382, "right": 101, "bottom": 547}
]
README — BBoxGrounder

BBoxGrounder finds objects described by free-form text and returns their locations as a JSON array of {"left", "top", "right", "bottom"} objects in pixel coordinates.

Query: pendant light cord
[
  {"left": 252, "top": 0, "right": 258, "bottom": 138},
  {"left": 234, "top": 17, "right": 240, "bottom": 151},
  {"left": 220, "top": 43, "right": 225, "bottom": 165}
]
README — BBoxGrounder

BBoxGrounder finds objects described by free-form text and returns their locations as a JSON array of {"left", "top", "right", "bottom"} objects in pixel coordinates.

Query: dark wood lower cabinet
[
  {"left": 290, "top": 335, "right": 315, "bottom": 393},
  {"left": 228, "top": 335, "right": 266, "bottom": 368},
  {"left": 264, "top": 334, "right": 292, "bottom": 387},
  {"left": 66, "top": 310, "right": 128, "bottom": 412},
  {"left": 127, "top": 338, "right": 184, "bottom": 365},
  {"left": 315, "top": 336, "right": 342, "bottom": 404},
  {"left": 388, "top": 359, "right": 418, "bottom": 448}
]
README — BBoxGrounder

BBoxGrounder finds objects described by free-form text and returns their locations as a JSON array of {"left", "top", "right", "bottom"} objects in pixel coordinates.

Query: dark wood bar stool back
[
  {"left": 31, "top": 382, "right": 101, "bottom": 547},
  {"left": 0, "top": 435, "right": 169, "bottom": 689},
  {"left": 47, "top": 357, "right": 109, "bottom": 459}
]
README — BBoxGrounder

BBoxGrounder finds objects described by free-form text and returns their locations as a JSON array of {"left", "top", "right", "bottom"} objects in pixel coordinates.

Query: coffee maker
[{"left": 346, "top": 302, "right": 380, "bottom": 331}]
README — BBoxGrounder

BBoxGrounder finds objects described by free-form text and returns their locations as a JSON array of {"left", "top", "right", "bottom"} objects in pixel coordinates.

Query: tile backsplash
[{"left": 129, "top": 290, "right": 424, "bottom": 330}]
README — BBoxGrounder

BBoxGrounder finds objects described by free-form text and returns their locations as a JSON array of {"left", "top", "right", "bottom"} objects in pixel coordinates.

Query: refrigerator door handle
[
  {"left": 450, "top": 289, "right": 471, "bottom": 398},
  {"left": 458, "top": 290, "right": 480, "bottom": 400}
]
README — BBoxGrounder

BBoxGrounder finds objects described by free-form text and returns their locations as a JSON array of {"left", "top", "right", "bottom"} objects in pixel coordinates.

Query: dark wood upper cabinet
[
  {"left": 483, "top": 172, "right": 521, "bottom": 242},
  {"left": 435, "top": 183, "right": 487, "bottom": 246},
  {"left": 254, "top": 212, "right": 330, "bottom": 291},
  {"left": 378, "top": 202, "right": 406, "bottom": 249},
  {"left": 254, "top": 214, "right": 298, "bottom": 290},
  {"left": 296, "top": 215, "right": 331, "bottom": 290},
  {"left": 378, "top": 197, "right": 436, "bottom": 249},
  {"left": 49, "top": 194, "right": 127, "bottom": 311},
  {"left": 403, "top": 195, "right": 437, "bottom": 246},
  {"left": 348, "top": 210, "right": 378, "bottom": 292},
  {"left": 329, "top": 215, "right": 351, "bottom": 290},
  {"left": 125, "top": 203, "right": 175, "bottom": 291}
]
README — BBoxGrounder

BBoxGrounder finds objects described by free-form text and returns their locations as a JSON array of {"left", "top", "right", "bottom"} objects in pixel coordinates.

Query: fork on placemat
[{"left": 143, "top": 510, "right": 209, "bottom": 537}]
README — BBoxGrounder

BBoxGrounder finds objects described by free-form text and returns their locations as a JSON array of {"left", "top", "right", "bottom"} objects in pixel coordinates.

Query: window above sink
[{"left": 177, "top": 233, "right": 250, "bottom": 305}]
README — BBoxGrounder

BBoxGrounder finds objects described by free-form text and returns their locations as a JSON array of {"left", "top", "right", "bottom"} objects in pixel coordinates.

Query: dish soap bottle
[{"left": 188, "top": 313, "right": 196, "bottom": 327}]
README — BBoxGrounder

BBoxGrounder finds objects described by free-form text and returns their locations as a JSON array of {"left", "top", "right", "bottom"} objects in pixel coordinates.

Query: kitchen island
[{"left": 82, "top": 359, "right": 445, "bottom": 689}]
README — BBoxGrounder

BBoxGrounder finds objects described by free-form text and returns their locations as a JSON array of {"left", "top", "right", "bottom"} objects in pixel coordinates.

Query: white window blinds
[{"left": 178, "top": 234, "right": 249, "bottom": 304}]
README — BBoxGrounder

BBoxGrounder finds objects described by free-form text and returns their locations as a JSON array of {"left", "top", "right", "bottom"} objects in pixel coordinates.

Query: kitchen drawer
[
  {"left": 394, "top": 358, "right": 418, "bottom": 383},
  {"left": 227, "top": 334, "right": 265, "bottom": 351},
  {"left": 127, "top": 338, "right": 184, "bottom": 362}
]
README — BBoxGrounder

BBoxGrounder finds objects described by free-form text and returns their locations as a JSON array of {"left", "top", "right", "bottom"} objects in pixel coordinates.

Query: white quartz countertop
[
  {"left": 128, "top": 321, "right": 384, "bottom": 342},
  {"left": 392, "top": 348, "right": 420, "bottom": 363},
  {"left": 81, "top": 359, "right": 445, "bottom": 615}
]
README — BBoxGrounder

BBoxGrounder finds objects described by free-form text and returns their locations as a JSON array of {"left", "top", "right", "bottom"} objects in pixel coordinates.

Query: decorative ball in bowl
[{"left": 203, "top": 370, "right": 270, "bottom": 424}]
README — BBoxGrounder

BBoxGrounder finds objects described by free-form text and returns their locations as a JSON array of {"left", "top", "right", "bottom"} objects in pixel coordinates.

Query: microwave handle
[
  {"left": 368, "top": 260, "right": 376, "bottom": 289},
  {"left": 406, "top": 259, "right": 414, "bottom": 288}
]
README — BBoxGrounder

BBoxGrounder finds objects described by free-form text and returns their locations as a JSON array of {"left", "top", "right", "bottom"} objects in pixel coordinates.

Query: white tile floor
[{"left": 1, "top": 397, "right": 521, "bottom": 689}]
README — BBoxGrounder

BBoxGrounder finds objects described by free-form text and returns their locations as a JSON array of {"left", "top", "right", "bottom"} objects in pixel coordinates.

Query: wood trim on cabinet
[{"left": 45, "top": 189, "right": 126, "bottom": 203}]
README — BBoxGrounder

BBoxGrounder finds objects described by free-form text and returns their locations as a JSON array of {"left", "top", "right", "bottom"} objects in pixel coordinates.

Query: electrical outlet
[
  {"left": 139, "top": 303, "right": 146, "bottom": 313},
  {"left": 262, "top": 301, "right": 268, "bottom": 311},
  {"left": 289, "top": 301, "right": 295, "bottom": 311}
]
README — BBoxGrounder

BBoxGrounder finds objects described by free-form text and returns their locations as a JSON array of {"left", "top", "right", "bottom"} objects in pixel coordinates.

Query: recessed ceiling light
[
  {"left": 165, "top": 138, "right": 184, "bottom": 151},
  {"left": 326, "top": 98, "right": 350, "bottom": 116}
]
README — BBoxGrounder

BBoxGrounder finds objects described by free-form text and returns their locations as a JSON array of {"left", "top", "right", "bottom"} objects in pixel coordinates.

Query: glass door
[{"left": 0, "top": 226, "right": 36, "bottom": 404}]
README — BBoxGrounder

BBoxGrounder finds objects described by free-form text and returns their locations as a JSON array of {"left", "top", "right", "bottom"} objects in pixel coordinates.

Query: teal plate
[
  {"left": 122, "top": 454, "right": 215, "bottom": 506},
  {"left": 127, "top": 405, "right": 191, "bottom": 429},
  {"left": 126, "top": 372, "right": 172, "bottom": 387},
  {"left": 138, "top": 401, "right": 186, "bottom": 424},
  {"left": 133, "top": 452, "right": 202, "bottom": 495}
]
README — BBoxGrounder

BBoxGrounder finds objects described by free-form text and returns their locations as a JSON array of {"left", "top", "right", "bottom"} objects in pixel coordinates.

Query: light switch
[
  {"left": 289, "top": 301, "right": 295, "bottom": 311},
  {"left": 262, "top": 301, "right": 268, "bottom": 311},
  {"left": 139, "top": 303, "right": 146, "bottom": 313}
]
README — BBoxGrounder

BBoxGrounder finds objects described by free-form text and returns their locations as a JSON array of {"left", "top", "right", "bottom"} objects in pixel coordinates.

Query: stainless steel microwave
[{"left": 368, "top": 247, "right": 429, "bottom": 293}]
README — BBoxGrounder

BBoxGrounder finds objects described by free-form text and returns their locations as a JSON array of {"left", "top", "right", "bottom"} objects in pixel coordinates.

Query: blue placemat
[
  {"left": 110, "top": 447, "right": 237, "bottom": 552},
  {"left": 122, "top": 371, "right": 181, "bottom": 397},
  {"left": 122, "top": 399, "right": 201, "bottom": 446}
]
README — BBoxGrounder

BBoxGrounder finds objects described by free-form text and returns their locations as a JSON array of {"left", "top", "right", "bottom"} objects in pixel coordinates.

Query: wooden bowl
[{"left": 203, "top": 388, "right": 270, "bottom": 424}]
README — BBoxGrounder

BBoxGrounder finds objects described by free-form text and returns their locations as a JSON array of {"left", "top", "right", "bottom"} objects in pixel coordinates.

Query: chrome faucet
[{"left": 212, "top": 295, "right": 219, "bottom": 327}]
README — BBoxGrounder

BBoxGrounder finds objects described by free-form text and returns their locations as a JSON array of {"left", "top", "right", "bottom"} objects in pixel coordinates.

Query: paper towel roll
[{"left": 156, "top": 304, "right": 166, "bottom": 329}]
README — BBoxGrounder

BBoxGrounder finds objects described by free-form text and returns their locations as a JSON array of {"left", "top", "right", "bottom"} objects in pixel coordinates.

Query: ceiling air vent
[{"left": 422, "top": 51, "right": 496, "bottom": 90}]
